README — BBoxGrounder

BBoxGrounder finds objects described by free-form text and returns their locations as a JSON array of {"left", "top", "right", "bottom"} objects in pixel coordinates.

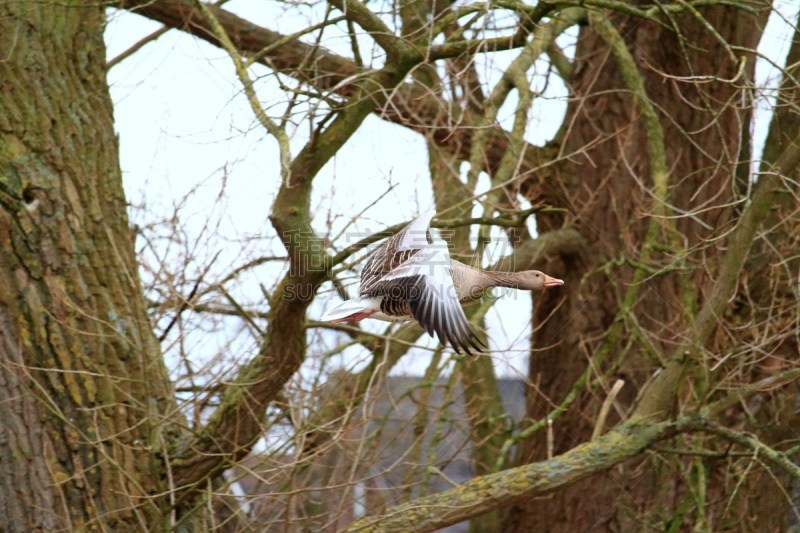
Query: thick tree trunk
[
  {"left": 0, "top": 4, "right": 175, "bottom": 530},
  {"left": 508, "top": 5, "right": 775, "bottom": 530}
]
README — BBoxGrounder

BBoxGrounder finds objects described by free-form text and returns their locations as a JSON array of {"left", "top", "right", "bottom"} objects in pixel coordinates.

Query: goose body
[{"left": 322, "top": 211, "right": 564, "bottom": 354}]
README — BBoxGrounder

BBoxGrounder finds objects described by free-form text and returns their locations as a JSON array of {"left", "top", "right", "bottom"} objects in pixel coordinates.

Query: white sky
[{"left": 104, "top": 2, "right": 797, "bottom": 383}]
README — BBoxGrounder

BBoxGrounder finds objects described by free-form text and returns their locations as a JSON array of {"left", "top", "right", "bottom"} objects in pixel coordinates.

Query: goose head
[{"left": 514, "top": 270, "right": 564, "bottom": 291}]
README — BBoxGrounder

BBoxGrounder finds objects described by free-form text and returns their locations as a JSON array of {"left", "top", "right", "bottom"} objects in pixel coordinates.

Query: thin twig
[{"left": 592, "top": 379, "right": 625, "bottom": 441}]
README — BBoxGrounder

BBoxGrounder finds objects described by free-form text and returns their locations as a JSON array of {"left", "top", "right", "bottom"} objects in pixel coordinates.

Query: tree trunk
[
  {"left": 508, "top": 5, "right": 775, "bottom": 530},
  {"left": 0, "top": 4, "right": 175, "bottom": 530}
]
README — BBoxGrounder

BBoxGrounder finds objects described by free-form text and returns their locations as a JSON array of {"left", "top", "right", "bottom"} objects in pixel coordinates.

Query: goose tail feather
[{"left": 321, "top": 297, "right": 382, "bottom": 323}]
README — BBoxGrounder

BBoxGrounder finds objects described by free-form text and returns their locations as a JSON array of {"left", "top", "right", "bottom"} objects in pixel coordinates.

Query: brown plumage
[{"left": 323, "top": 211, "right": 564, "bottom": 355}]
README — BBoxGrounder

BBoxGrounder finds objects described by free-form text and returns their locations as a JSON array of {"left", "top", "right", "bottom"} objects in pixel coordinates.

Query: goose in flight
[{"left": 322, "top": 211, "right": 564, "bottom": 355}]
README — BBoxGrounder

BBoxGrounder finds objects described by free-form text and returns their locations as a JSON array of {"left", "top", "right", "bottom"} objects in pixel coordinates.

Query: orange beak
[{"left": 543, "top": 275, "right": 564, "bottom": 288}]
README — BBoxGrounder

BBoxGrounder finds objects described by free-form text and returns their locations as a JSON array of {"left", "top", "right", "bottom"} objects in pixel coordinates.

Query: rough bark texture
[
  {"left": 0, "top": 4, "right": 175, "bottom": 530},
  {"left": 508, "top": 5, "right": 780, "bottom": 530}
]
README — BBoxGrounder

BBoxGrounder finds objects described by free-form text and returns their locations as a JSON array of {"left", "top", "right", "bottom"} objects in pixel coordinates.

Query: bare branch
[
  {"left": 634, "top": 132, "right": 800, "bottom": 419},
  {"left": 192, "top": 0, "right": 292, "bottom": 182},
  {"left": 119, "top": 0, "right": 559, "bottom": 200},
  {"left": 348, "top": 418, "right": 680, "bottom": 531}
]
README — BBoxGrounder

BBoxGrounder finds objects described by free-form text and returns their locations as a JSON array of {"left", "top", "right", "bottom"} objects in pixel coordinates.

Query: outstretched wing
[
  {"left": 364, "top": 246, "right": 484, "bottom": 355},
  {"left": 360, "top": 211, "right": 435, "bottom": 295}
]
